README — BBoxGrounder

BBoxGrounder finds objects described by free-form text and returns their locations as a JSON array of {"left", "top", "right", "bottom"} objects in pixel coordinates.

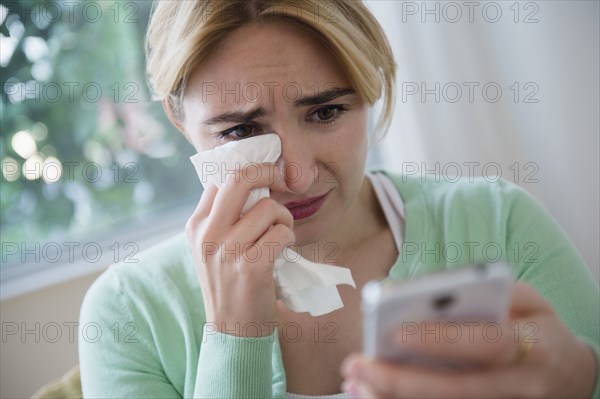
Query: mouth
[{"left": 284, "top": 191, "right": 330, "bottom": 220}]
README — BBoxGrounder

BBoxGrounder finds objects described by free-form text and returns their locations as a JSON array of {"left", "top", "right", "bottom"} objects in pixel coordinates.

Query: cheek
[
  {"left": 315, "top": 114, "right": 368, "bottom": 186},
  {"left": 189, "top": 136, "right": 214, "bottom": 153},
  {"left": 332, "top": 112, "right": 368, "bottom": 165},
  {"left": 182, "top": 119, "right": 217, "bottom": 153}
]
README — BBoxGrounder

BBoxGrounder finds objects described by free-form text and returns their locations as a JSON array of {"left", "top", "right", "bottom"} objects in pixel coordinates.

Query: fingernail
[
  {"left": 341, "top": 356, "right": 363, "bottom": 378},
  {"left": 276, "top": 159, "right": 285, "bottom": 178},
  {"left": 342, "top": 380, "right": 371, "bottom": 399},
  {"left": 341, "top": 380, "right": 359, "bottom": 397}
]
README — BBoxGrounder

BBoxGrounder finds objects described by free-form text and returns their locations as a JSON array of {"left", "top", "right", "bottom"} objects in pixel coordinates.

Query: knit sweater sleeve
[
  {"left": 194, "top": 326, "right": 279, "bottom": 398},
  {"left": 79, "top": 235, "right": 284, "bottom": 398},
  {"left": 78, "top": 268, "right": 184, "bottom": 398}
]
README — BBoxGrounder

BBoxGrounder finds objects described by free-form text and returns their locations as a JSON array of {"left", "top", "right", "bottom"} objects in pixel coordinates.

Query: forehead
[{"left": 185, "top": 20, "right": 350, "bottom": 105}]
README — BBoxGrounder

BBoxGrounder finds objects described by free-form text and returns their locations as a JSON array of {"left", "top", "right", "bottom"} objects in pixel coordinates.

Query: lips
[{"left": 284, "top": 191, "right": 329, "bottom": 220}]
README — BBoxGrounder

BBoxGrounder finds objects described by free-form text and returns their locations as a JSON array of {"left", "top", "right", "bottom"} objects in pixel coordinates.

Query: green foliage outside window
[{"left": 1, "top": 1, "right": 201, "bottom": 271}]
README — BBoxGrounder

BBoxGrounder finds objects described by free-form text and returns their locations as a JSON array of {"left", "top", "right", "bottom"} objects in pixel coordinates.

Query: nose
[{"left": 277, "top": 132, "right": 316, "bottom": 196}]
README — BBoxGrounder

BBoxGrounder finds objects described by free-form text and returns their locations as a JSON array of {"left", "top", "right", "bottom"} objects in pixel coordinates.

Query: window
[{"left": 1, "top": 1, "right": 201, "bottom": 294}]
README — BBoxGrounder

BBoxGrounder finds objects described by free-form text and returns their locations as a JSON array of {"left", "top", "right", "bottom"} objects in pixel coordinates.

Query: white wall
[
  {"left": 0, "top": 207, "right": 192, "bottom": 397},
  {"left": 367, "top": 0, "right": 599, "bottom": 281},
  {"left": 0, "top": 272, "right": 101, "bottom": 398}
]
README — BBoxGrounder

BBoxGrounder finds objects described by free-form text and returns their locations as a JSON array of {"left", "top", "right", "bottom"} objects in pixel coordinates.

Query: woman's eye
[
  {"left": 311, "top": 105, "right": 347, "bottom": 124},
  {"left": 317, "top": 107, "right": 336, "bottom": 121},
  {"left": 219, "top": 124, "right": 255, "bottom": 139}
]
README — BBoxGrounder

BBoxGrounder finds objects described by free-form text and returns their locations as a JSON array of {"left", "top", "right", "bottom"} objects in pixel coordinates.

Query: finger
[
  {"left": 255, "top": 223, "right": 295, "bottom": 257},
  {"left": 186, "top": 182, "right": 219, "bottom": 234},
  {"left": 509, "top": 282, "right": 554, "bottom": 318},
  {"left": 225, "top": 224, "right": 294, "bottom": 276},
  {"left": 228, "top": 198, "right": 293, "bottom": 244},
  {"left": 196, "top": 182, "right": 219, "bottom": 214},
  {"left": 342, "top": 354, "right": 533, "bottom": 398},
  {"left": 220, "top": 222, "right": 294, "bottom": 273},
  {"left": 210, "top": 163, "right": 286, "bottom": 228},
  {"left": 342, "top": 354, "right": 454, "bottom": 398},
  {"left": 341, "top": 379, "right": 378, "bottom": 399}
]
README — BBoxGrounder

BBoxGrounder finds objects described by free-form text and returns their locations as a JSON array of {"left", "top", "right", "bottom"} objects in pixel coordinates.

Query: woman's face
[{"left": 181, "top": 20, "right": 369, "bottom": 246}]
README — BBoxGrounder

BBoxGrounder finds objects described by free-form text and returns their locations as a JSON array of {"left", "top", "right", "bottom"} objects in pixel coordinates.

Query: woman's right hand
[{"left": 186, "top": 163, "right": 294, "bottom": 337}]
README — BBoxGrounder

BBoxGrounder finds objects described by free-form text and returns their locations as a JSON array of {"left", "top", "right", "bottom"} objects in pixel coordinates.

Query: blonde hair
[{"left": 145, "top": 0, "right": 396, "bottom": 142}]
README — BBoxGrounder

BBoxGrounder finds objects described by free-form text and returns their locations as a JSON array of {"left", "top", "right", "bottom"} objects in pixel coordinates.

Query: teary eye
[
  {"left": 316, "top": 107, "right": 337, "bottom": 121},
  {"left": 218, "top": 124, "right": 257, "bottom": 140},
  {"left": 309, "top": 105, "right": 347, "bottom": 125}
]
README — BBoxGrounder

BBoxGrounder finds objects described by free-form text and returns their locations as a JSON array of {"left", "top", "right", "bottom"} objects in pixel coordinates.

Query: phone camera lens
[
  {"left": 475, "top": 263, "right": 488, "bottom": 276},
  {"left": 433, "top": 294, "right": 455, "bottom": 311}
]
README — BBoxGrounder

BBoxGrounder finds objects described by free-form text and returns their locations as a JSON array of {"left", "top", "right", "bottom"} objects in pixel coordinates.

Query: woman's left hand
[{"left": 341, "top": 282, "right": 598, "bottom": 398}]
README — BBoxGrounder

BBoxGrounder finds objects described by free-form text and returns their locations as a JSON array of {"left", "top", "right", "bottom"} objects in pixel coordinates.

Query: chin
[
  {"left": 291, "top": 223, "right": 322, "bottom": 247},
  {"left": 291, "top": 211, "right": 338, "bottom": 247}
]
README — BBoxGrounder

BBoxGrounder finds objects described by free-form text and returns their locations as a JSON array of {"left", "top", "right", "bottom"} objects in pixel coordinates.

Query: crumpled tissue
[{"left": 189, "top": 133, "right": 356, "bottom": 316}]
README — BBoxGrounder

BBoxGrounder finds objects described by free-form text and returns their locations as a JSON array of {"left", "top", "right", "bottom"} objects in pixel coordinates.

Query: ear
[{"left": 162, "top": 99, "right": 188, "bottom": 138}]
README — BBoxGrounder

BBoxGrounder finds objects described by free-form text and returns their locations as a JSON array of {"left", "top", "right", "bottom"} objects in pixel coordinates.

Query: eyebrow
[
  {"left": 202, "top": 87, "right": 356, "bottom": 125},
  {"left": 203, "top": 108, "right": 267, "bottom": 126},
  {"left": 294, "top": 87, "right": 357, "bottom": 107}
]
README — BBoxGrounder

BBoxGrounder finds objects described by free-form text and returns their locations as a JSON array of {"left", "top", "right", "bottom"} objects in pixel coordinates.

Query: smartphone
[{"left": 362, "top": 262, "right": 514, "bottom": 368}]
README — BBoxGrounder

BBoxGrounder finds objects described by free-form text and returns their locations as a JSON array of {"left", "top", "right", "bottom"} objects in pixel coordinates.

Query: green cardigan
[{"left": 79, "top": 172, "right": 600, "bottom": 398}]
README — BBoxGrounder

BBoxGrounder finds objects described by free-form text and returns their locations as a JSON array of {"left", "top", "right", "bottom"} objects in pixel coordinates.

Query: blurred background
[{"left": 1, "top": 0, "right": 598, "bottom": 397}]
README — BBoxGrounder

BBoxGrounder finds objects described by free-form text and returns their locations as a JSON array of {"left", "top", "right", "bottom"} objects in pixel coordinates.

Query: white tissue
[{"left": 189, "top": 133, "right": 356, "bottom": 316}]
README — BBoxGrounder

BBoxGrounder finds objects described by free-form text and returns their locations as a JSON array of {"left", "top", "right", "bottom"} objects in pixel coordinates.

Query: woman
[{"left": 79, "top": 1, "right": 599, "bottom": 397}]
